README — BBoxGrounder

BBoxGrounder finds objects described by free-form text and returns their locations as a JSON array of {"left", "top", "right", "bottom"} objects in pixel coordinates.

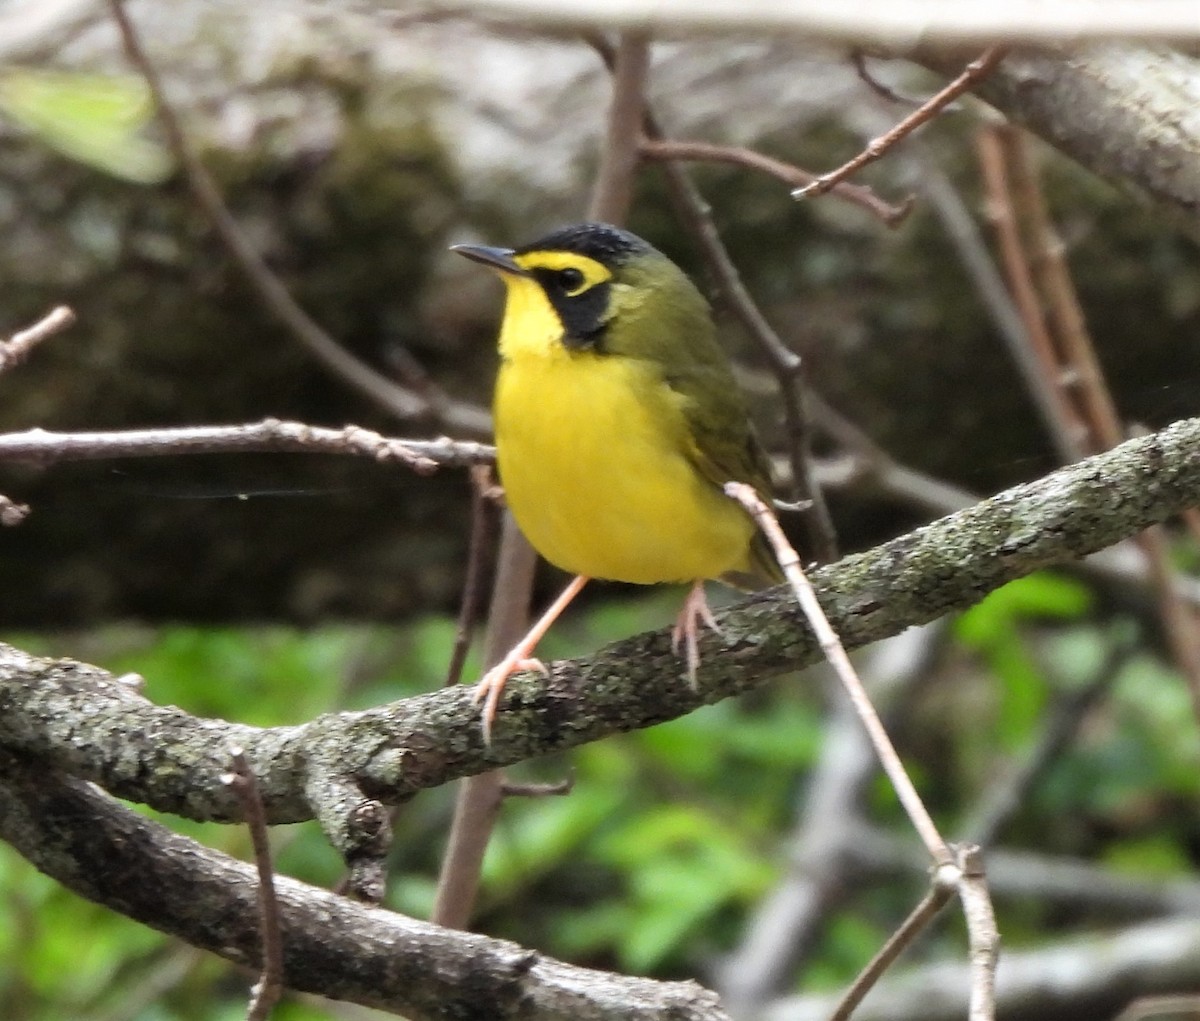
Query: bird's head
[{"left": 452, "top": 222, "right": 708, "bottom": 362}]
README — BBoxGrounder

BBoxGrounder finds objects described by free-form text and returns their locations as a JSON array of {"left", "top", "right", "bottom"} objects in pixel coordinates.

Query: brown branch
[
  {"left": 987, "top": 124, "right": 1200, "bottom": 723},
  {"left": 850, "top": 51, "right": 931, "bottom": 107},
  {"left": 432, "top": 515, "right": 537, "bottom": 928},
  {"left": 0, "top": 420, "right": 495, "bottom": 473},
  {"left": 590, "top": 30, "right": 651, "bottom": 223},
  {"left": 829, "top": 884, "right": 954, "bottom": 1021},
  {"left": 795, "top": 47, "right": 1008, "bottom": 201},
  {"left": 639, "top": 139, "right": 913, "bottom": 226},
  {"left": 0, "top": 305, "right": 75, "bottom": 376},
  {"left": 974, "top": 125, "right": 1088, "bottom": 458},
  {"left": 105, "top": 0, "right": 490, "bottom": 438},
  {"left": 224, "top": 748, "right": 284, "bottom": 1021},
  {"left": 442, "top": 466, "right": 500, "bottom": 689}
]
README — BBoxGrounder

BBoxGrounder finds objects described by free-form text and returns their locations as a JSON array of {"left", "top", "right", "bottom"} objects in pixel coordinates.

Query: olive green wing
[{"left": 663, "top": 360, "right": 784, "bottom": 587}]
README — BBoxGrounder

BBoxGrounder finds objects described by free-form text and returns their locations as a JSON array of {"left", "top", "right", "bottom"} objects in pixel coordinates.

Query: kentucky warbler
[{"left": 453, "top": 222, "right": 780, "bottom": 740}]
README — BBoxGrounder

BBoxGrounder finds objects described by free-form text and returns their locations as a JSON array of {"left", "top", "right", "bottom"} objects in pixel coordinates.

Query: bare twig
[
  {"left": 716, "top": 624, "right": 947, "bottom": 1010},
  {"left": 426, "top": 1, "right": 1200, "bottom": 43},
  {"left": 432, "top": 516, "right": 536, "bottom": 928},
  {"left": 726, "top": 484, "right": 1000, "bottom": 1018},
  {"left": 904, "top": 140, "right": 1081, "bottom": 463},
  {"left": 591, "top": 30, "right": 651, "bottom": 223},
  {"left": 639, "top": 139, "right": 913, "bottom": 226},
  {"left": 223, "top": 748, "right": 284, "bottom": 1021},
  {"left": 0, "top": 306, "right": 75, "bottom": 376},
  {"left": 974, "top": 125, "right": 1087, "bottom": 458},
  {"left": 725, "top": 482, "right": 948, "bottom": 863},
  {"left": 956, "top": 844, "right": 999, "bottom": 1021},
  {"left": 828, "top": 884, "right": 955, "bottom": 1021},
  {"left": 986, "top": 124, "right": 1200, "bottom": 721},
  {"left": 105, "top": 0, "right": 490, "bottom": 437},
  {"left": 850, "top": 51, "right": 930, "bottom": 107},
  {"left": 794, "top": 48, "right": 1007, "bottom": 200},
  {"left": 443, "top": 466, "right": 501, "bottom": 688},
  {"left": 0, "top": 420, "right": 495, "bottom": 473}
]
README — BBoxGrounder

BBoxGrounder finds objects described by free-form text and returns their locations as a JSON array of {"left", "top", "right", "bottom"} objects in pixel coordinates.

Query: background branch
[
  {"left": 5, "top": 416, "right": 1200, "bottom": 829},
  {"left": 0, "top": 752, "right": 729, "bottom": 1021}
]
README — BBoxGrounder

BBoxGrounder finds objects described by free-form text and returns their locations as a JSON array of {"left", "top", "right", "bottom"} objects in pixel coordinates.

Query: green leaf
[{"left": 0, "top": 67, "right": 172, "bottom": 183}]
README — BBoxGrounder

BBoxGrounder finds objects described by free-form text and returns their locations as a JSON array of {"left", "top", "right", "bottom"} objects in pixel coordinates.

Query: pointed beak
[{"left": 450, "top": 243, "right": 531, "bottom": 277}]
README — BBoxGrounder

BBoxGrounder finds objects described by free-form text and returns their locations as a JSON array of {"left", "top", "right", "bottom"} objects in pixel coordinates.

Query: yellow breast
[{"left": 495, "top": 345, "right": 756, "bottom": 585}]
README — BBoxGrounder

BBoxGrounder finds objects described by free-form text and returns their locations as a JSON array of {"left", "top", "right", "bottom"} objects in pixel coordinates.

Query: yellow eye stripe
[{"left": 513, "top": 250, "right": 612, "bottom": 296}]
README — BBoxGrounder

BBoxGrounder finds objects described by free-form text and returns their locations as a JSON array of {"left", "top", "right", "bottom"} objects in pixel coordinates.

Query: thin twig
[
  {"left": 591, "top": 30, "right": 651, "bottom": 223},
  {"left": 639, "top": 139, "right": 913, "bottom": 226},
  {"left": 1005, "top": 130, "right": 1122, "bottom": 450},
  {"left": 850, "top": 51, "right": 931, "bottom": 107},
  {"left": 827, "top": 883, "right": 954, "bottom": 1021},
  {"left": 0, "top": 420, "right": 495, "bottom": 473},
  {"left": 105, "top": 0, "right": 490, "bottom": 438},
  {"left": 956, "top": 844, "right": 1000, "bottom": 1021},
  {"left": 442, "top": 466, "right": 500, "bottom": 688},
  {"left": 905, "top": 139, "right": 1081, "bottom": 463},
  {"left": 223, "top": 748, "right": 284, "bottom": 1021},
  {"left": 0, "top": 306, "right": 75, "bottom": 376},
  {"left": 992, "top": 125, "right": 1200, "bottom": 722},
  {"left": 794, "top": 47, "right": 1008, "bottom": 200},
  {"left": 431, "top": 516, "right": 535, "bottom": 929},
  {"left": 974, "top": 125, "right": 1087, "bottom": 458},
  {"left": 725, "top": 482, "right": 949, "bottom": 863}
]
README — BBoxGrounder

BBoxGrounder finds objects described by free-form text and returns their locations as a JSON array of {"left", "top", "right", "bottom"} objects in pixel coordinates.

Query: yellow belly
[{"left": 495, "top": 350, "right": 755, "bottom": 584}]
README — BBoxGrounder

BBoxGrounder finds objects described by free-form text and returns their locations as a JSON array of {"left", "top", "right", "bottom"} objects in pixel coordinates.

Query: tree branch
[
  {"left": 4, "top": 416, "right": 1200, "bottom": 831},
  {"left": 0, "top": 752, "right": 728, "bottom": 1021}
]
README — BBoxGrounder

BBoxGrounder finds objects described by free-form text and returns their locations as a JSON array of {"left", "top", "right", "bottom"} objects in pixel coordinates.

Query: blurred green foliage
[
  {"left": 5, "top": 570, "right": 1200, "bottom": 1019},
  {"left": 0, "top": 68, "right": 172, "bottom": 183}
]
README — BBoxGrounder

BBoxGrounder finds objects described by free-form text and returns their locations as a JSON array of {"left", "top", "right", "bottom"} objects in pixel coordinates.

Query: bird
[{"left": 452, "top": 222, "right": 780, "bottom": 741}]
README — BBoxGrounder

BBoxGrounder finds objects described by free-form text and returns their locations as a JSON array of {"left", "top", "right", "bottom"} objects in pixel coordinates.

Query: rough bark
[
  {"left": 4, "top": 415, "right": 1199, "bottom": 837},
  {"left": 0, "top": 752, "right": 729, "bottom": 1021}
]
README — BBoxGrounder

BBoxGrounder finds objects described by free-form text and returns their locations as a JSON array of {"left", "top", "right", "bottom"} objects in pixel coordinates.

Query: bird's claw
[
  {"left": 671, "top": 581, "right": 724, "bottom": 689},
  {"left": 473, "top": 655, "right": 548, "bottom": 745}
]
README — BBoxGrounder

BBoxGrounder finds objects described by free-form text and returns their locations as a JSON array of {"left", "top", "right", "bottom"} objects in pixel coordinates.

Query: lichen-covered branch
[
  {"left": 0, "top": 752, "right": 728, "bottom": 1021},
  {"left": 3, "top": 415, "right": 1200, "bottom": 832},
  {"left": 919, "top": 44, "right": 1200, "bottom": 220}
]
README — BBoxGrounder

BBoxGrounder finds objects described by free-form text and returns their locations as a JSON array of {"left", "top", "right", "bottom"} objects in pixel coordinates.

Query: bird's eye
[{"left": 557, "top": 267, "right": 585, "bottom": 293}]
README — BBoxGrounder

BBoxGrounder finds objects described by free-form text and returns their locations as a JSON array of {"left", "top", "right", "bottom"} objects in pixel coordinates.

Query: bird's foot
[
  {"left": 473, "top": 654, "right": 549, "bottom": 745},
  {"left": 671, "top": 580, "right": 724, "bottom": 689}
]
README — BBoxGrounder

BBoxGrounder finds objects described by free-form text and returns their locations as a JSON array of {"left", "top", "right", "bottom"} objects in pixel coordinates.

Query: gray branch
[
  {"left": 0, "top": 750, "right": 727, "bottom": 1021},
  {"left": 918, "top": 44, "right": 1200, "bottom": 221},
  {"left": 763, "top": 915, "right": 1200, "bottom": 1021},
  {"left": 3, "top": 415, "right": 1200, "bottom": 843}
]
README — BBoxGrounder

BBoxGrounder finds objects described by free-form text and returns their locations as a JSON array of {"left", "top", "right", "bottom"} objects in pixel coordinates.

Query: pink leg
[
  {"left": 474, "top": 574, "right": 589, "bottom": 743},
  {"left": 671, "top": 579, "right": 723, "bottom": 688}
]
